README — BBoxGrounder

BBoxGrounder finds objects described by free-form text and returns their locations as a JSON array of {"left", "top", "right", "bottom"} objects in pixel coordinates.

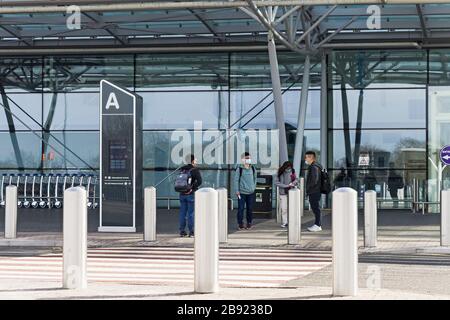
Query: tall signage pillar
[{"left": 99, "top": 80, "right": 143, "bottom": 232}]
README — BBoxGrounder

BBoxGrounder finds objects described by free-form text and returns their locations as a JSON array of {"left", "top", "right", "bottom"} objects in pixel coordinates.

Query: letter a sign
[{"left": 105, "top": 92, "right": 120, "bottom": 110}]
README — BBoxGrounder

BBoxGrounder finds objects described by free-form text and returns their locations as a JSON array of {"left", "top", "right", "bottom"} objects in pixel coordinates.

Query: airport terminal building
[{"left": 0, "top": 0, "right": 449, "bottom": 231}]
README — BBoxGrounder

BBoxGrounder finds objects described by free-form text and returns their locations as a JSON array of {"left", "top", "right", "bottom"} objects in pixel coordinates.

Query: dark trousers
[
  {"left": 237, "top": 192, "right": 255, "bottom": 226},
  {"left": 389, "top": 189, "right": 398, "bottom": 208},
  {"left": 179, "top": 194, "right": 194, "bottom": 233},
  {"left": 308, "top": 192, "right": 322, "bottom": 227}
]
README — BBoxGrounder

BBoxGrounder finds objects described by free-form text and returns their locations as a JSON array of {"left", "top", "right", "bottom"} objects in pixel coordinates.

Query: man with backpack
[
  {"left": 174, "top": 154, "right": 202, "bottom": 237},
  {"left": 234, "top": 152, "right": 257, "bottom": 230},
  {"left": 304, "top": 150, "right": 330, "bottom": 232}
]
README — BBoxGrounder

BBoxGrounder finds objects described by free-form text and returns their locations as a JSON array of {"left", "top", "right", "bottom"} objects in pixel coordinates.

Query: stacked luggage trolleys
[{"left": 0, "top": 173, "right": 98, "bottom": 210}]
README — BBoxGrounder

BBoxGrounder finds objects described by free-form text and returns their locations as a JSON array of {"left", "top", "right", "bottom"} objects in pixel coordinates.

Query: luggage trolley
[
  {"left": 22, "top": 174, "right": 31, "bottom": 208},
  {"left": 53, "top": 174, "right": 63, "bottom": 209},
  {"left": 31, "top": 174, "right": 40, "bottom": 208},
  {"left": 78, "top": 173, "right": 86, "bottom": 188},
  {"left": 92, "top": 175, "right": 99, "bottom": 209},
  {"left": 46, "top": 173, "right": 54, "bottom": 208},
  {"left": 86, "top": 174, "right": 98, "bottom": 209},
  {"left": 0, "top": 173, "right": 8, "bottom": 207},
  {"left": 16, "top": 173, "right": 24, "bottom": 208},
  {"left": 38, "top": 174, "right": 47, "bottom": 209}
]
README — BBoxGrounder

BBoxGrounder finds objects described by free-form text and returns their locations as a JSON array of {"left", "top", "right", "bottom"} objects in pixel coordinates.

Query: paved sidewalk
[
  {"left": 0, "top": 210, "right": 443, "bottom": 254},
  {"left": 0, "top": 280, "right": 449, "bottom": 300}
]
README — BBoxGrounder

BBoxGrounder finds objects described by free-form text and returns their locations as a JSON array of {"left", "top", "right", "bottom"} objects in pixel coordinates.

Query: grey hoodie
[{"left": 275, "top": 170, "right": 298, "bottom": 195}]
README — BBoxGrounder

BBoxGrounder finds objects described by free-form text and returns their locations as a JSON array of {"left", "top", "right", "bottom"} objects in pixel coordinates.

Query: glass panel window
[
  {"left": 0, "top": 93, "right": 42, "bottom": 130},
  {"left": 0, "top": 57, "right": 43, "bottom": 93},
  {"left": 135, "top": 53, "right": 228, "bottom": 91},
  {"left": 331, "top": 129, "right": 426, "bottom": 169},
  {"left": 230, "top": 52, "right": 322, "bottom": 89},
  {"left": 330, "top": 50, "right": 427, "bottom": 89},
  {"left": 43, "top": 93, "right": 99, "bottom": 130},
  {"left": 429, "top": 50, "right": 450, "bottom": 86},
  {"left": 44, "top": 132, "right": 99, "bottom": 169},
  {"left": 0, "top": 132, "right": 42, "bottom": 168},
  {"left": 230, "top": 90, "right": 321, "bottom": 130},
  {"left": 43, "top": 55, "right": 134, "bottom": 92},
  {"left": 141, "top": 91, "right": 227, "bottom": 129},
  {"left": 332, "top": 89, "right": 426, "bottom": 129}
]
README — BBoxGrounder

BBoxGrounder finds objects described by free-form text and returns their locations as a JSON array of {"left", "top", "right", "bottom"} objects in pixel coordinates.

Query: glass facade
[
  {"left": 0, "top": 49, "right": 449, "bottom": 214},
  {"left": 329, "top": 49, "right": 448, "bottom": 211}
]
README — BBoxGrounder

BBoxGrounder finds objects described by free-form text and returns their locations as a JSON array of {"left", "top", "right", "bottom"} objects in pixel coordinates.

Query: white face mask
[
  {"left": 304, "top": 160, "right": 309, "bottom": 165},
  {"left": 244, "top": 158, "right": 252, "bottom": 165}
]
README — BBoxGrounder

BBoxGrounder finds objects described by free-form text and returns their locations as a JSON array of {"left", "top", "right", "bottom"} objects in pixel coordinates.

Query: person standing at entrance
[
  {"left": 234, "top": 152, "right": 257, "bottom": 230},
  {"left": 304, "top": 151, "right": 323, "bottom": 232},
  {"left": 388, "top": 163, "right": 404, "bottom": 209},
  {"left": 175, "top": 154, "right": 202, "bottom": 237},
  {"left": 275, "top": 161, "right": 298, "bottom": 228}
]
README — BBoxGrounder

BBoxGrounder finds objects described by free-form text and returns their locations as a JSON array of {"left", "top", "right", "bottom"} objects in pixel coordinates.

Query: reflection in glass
[
  {"left": 429, "top": 50, "right": 450, "bottom": 86},
  {"left": 0, "top": 57, "right": 43, "bottom": 93},
  {"left": 330, "top": 50, "right": 427, "bottom": 89},
  {"left": 43, "top": 92, "right": 99, "bottom": 130},
  {"left": 332, "top": 89, "right": 426, "bottom": 129},
  {"left": 230, "top": 51, "right": 322, "bottom": 89},
  {"left": 0, "top": 132, "right": 42, "bottom": 168},
  {"left": 44, "top": 131, "right": 99, "bottom": 169},
  {"left": 43, "top": 55, "right": 134, "bottom": 92},
  {"left": 141, "top": 91, "right": 228, "bottom": 129},
  {"left": 331, "top": 129, "right": 426, "bottom": 169},
  {"left": 0, "top": 93, "right": 42, "bottom": 130},
  {"left": 136, "top": 53, "right": 228, "bottom": 91}
]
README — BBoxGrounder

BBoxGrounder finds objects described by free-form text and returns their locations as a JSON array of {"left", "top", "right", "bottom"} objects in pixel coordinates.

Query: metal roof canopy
[{"left": 0, "top": 0, "right": 450, "bottom": 53}]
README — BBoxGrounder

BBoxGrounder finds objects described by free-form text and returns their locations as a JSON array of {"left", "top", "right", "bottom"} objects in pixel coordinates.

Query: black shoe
[
  {"left": 246, "top": 224, "right": 252, "bottom": 230},
  {"left": 189, "top": 231, "right": 194, "bottom": 237},
  {"left": 238, "top": 224, "right": 245, "bottom": 230},
  {"left": 180, "top": 231, "right": 187, "bottom": 237}
]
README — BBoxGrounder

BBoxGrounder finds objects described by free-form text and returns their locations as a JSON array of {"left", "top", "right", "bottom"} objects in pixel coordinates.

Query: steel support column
[
  {"left": 320, "top": 52, "right": 328, "bottom": 168},
  {"left": 268, "top": 31, "right": 288, "bottom": 165},
  {"left": 0, "top": 85, "right": 24, "bottom": 169},
  {"left": 293, "top": 55, "right": 311, "bottom": 174}
]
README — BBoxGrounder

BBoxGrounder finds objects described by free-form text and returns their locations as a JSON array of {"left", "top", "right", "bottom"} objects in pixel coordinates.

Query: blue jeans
[
  {"left": 179, "top": 194, "right": 194, "bottom": 233},
  {"left": 308, "top": 192, "right": 322, "bottom": 227},
  {"left": 237, "top": 192, "right": 255, "bottom": 226}
]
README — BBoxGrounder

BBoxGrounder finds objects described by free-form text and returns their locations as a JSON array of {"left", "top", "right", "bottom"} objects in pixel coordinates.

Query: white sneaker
[
  {"left": 307, "top": 224, "right": 322, "bottom": 232},
  {"left": 281, "top": 223, "right": 288, "bottom": 228}
]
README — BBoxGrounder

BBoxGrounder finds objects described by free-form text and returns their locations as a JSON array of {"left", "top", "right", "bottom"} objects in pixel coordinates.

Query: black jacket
[
  {"left": 180, "top": 164, "right": 202, "bottom": 194},
  {"left": 306, "top": 162, "right": 321, "bottom": 195}
]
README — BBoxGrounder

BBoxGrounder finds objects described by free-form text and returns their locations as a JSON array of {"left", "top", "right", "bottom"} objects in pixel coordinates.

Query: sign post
[
  {"left": 440, "top": 146, "right": 450, "bottom": 166},
  {"left": 99, "top": 80, "right": 143, "bottom": 232}
]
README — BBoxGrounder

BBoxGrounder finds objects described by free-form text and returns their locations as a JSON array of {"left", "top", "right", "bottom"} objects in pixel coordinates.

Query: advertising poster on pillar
[{"left": 99, "top": 80, "right": 143, "bottom": 232}]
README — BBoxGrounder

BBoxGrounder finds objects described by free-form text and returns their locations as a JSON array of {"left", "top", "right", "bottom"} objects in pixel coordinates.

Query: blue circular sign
[{"left": 440, "top": 145, "right": 450, "bottom": 166}]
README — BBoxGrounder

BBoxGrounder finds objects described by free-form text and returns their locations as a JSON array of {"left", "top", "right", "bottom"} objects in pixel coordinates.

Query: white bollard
[
  {"left": 364, "top": 190, "right": 377, "bottom": 248},
  {"left": 276, "top": 186, "right": 282, "bottom": 224},
  {"left": 299, "top": 177, "right": 305, "bottom": 217},
  {"left": 332, "top": 187, "right": 358, "bottom": 296},
  {"left": 144, "top": 187, "right": 157, "bottom": 242},
  {"left": 217, "top": 188, "right": 228, "bottom": 243},
  {"left": 63, "top": 187, "right": 87, "bottom": 289},
  {"left": 288, "top": 188, "right": 302, "bottom": 244},
  {"left": 442, "top": 189, "right": 450, "bottom": 247},
  {"left": 194, "top": 188, "right": 219, "bottom": 293},
  {"left": 5, "top": 185, "right": 18, "bottom": 239}
]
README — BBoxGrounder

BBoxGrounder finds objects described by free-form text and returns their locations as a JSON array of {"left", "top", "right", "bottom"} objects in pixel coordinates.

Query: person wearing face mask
[
  {"left": 234, "top": 152, "right": 257, "bottom": 230},
  {"left": 275, "top": 161, "right": 298, "bottom": 228},
  {"left": 304, "top": 151, "right": 323, "bottom": 232}
]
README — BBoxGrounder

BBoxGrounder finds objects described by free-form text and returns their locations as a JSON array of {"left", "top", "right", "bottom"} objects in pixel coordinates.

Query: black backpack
[
  {"left": 174, "top": 168, "right": 193, "bottom": 193},
  {"left": 314, "top": 164, "right": 331, "bottom": 194}
]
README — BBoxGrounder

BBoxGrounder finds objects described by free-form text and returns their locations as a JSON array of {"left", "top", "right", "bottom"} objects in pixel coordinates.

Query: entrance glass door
[{"left": 428, "top": 87, "right": 450, "bottom": 213}]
